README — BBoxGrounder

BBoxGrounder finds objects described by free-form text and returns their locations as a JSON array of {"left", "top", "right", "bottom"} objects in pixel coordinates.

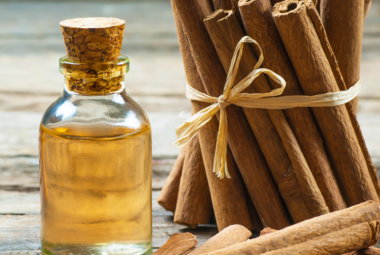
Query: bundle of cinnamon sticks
[
  {"left": 154, "top": 201, "right": 380, "bottom": 255},
  {"left": 158, "top": 0, "right": 378, "bottom": 232}
]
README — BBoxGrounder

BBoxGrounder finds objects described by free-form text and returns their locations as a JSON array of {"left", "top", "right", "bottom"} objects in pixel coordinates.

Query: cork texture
[{"left": 60, "top": 17, "right": 125, "bottom": 63}]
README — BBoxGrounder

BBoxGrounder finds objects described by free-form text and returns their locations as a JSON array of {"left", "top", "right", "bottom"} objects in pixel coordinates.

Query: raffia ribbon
[{"left": 174, "top": 36, "right": 361, "bottom": 179}]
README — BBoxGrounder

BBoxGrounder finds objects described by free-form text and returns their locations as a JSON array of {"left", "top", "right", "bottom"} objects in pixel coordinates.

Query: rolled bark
[
  {"left": 301, "top": 0, "right": 380, "bottom": 203},
  {"left": 204, "top": 9, "right": 328, "bottom": 222},
  {"left": 172, "top": 0, "right": 291, "bottom": 229},
  {"left": 204, "top": 201, "right": 380, "bottom": 255},
  {"left": 320, "top": 0, "right": 364, "bottom": 114},
  {"left": 157, "top": 149, "right": 185, "bottom": 213},
  {"left": 188, "top": 225, "right": 251, "bottom": 255},
  {"left": 260, "top": 227, "right": 380, "bottom": 255},
  {"left": 153, "top": 232, "right": 198, "bottom": 255},
  {"left": 172, "top": 2, "right": 255, "bottom": 231},
  {"left": 174, "top": 135, "right": 213, "bottom": 228},
  {"left": 272, "top": 0, "right": 379, "bottom": 206},
  {"left": 256, "top": 221, "right": 380, "bottom": 255},
  {"left": 238, "top": 0, "right": 346, "bottom": 212}
]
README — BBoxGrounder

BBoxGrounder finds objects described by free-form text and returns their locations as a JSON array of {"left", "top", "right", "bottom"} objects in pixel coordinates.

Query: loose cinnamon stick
[
  {"left": 174, "top": 135, "right": 212, "bottom": 228},
  {"left": 172, "top": 2, "right": 255, "bottom": 231},
  {"left": 172, "top": 0, "right": 291, "bottom": 229},
  {"left": 272, "top": 0, "right": 379, "bottom": 206},
  {"left": 158, "top": 149, "right": 185, "bottom": 213},
  {"left": 261, "top": 227, "right": 380, "bottom": 255},
  {"left": 320, "top": 0, "right": 364, "bottom": 114},
  {"left": 204, "top": 201, "right": 380, "bottom": 254},
  {"left": 188, "top": 225, "right": 251, "bottom": 255},
  {"left": 238, "top": 0, "right": 346, "bottom": 212},
  {"left": 204, "top": 9, "right": 328, "bottom": 222},
  {"left": 301, "top": 0, "right": 380, "bottom": 204},
  {"left": 254, "top": 221, "right": 380, "bottom": 255},
  {"left": 153, "top": 232, "right": 198, "bottom": 255}
]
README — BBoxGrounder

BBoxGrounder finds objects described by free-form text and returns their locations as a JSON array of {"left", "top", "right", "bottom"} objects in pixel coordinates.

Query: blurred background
[{"left": 0, "top": 0, "right": 379, "bottom": 251}]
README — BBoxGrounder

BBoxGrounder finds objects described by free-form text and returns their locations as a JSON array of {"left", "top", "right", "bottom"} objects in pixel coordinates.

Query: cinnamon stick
[
  {"left": 261, "top": 227, "right": 380, "bottom": 255},
  {"left": 253, "top": 221, "right": 380, "bottom": 255},
  {"left": 158, "top": 149, "right": 185, "bottom": 213},
  {"left": 204, "top": 9, "right": 328, "bottom": 222},
  {"left": 174, "top": 135, "right": 213, "bottom": 228},
  {"left": 153, "top": 232, "right": 198, "bottom": 255},
  {"left": 188, "top": 225, "right": 251, "bottom": 255},
  {"left": 204, "top": 201, "right": 380, "bottom": 254},
  {"left": 320, "top": 0, "right": 364, "bottom": 114},
  {"left": 272, "top": 0, "right": 379, "bottom": 206},
  {"left": 301, "top": 0, "right": 380, "bottom": 204},
  {"left": 172, "top": 2, "right": 255, "bottom": 231},
  {"left": 238, "top": 0, "right": 346, "bottom": 212},
  {"left": 172, "top": 0, "right": 291, "bottom": 229}
]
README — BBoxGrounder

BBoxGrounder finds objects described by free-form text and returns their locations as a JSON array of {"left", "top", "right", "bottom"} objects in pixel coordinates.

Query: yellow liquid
[{"left": 39, "top": 124, "right": 152, "bottom": 254}]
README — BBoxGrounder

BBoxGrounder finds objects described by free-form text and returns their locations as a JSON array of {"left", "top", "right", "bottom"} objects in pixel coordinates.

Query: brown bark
[
  {"left": 172, "top": 2, "right": 255, "bottom": 231},
  {"left": 238, "top": 0, "right": 346, "bottom": 212},
  {"left": 172, "top": 0, "right": 291, "bottom": 229},
  {"left": 204, "top": 201, "right": 380, "bottom": 254},
  {"left": 301, "top": 0, "right": 380, "bottom": 203},
  {"left": 320, "top": 0, "right": 364, "bottom": 114},
  {"left": 188, "top": 225, "right": 251, "bottom": 255},
  {"left": 153, "top": 233, "right": 198, "bottom": 255},
  {"left": 272, "top": 0, "right": 379, "bottom": 206},
  {"left": 255, "top": 221, "right": 380, "bottom": 255},
  {"left": 157, "top": 149, "right": 185, "bottom": 213},
  {"left": 204, "top": 9, "right": 328, "bottom": 223},
  {"left": 174, "top": 135, "right": 213, "bottom": 228}
]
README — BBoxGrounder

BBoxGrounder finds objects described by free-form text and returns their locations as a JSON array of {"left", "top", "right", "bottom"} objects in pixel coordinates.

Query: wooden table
[{"left": 1, "top": 0, "right": 380, "bottom": 253}]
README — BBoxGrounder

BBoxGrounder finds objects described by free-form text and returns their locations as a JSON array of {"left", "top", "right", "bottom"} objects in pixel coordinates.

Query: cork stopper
[{"left": 60, "top": 17, "right": 125, "bottom": 63}]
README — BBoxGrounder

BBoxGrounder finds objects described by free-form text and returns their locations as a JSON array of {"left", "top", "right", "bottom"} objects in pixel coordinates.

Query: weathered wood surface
[{"left": 0, "top": 0, "right": 379, "bottom": 253}]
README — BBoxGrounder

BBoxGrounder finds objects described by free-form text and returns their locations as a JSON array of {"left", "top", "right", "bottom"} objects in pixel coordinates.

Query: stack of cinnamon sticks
[{"left": 158, "top": 0, "right": 378, "bottom": 232}]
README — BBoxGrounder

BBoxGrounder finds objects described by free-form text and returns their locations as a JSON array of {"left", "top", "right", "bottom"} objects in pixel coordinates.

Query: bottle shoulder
[{"left": 41, "top": 89, "right": 150, "bottom": 139}]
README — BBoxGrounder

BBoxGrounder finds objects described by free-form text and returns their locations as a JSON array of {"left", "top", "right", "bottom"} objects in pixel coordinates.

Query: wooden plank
[{"left": 0, "top": 191, "right": 218, "bottom": 253}]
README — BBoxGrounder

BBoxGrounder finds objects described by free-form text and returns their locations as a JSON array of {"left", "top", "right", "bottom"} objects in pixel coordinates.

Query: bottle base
[{"left": 41, "top": 241, "right": 152, "bottom": 255}]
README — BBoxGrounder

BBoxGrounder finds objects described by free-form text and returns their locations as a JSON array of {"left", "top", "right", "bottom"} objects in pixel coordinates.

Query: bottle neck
[
  {"left": 64, "top": 74, "right": 125, "bottom": 95},
  {"left": 60, "top": 55, "right": 129, "bottom": 96}
]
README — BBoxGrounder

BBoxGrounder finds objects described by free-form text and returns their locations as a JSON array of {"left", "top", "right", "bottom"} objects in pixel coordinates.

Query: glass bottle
[{"left": 39, "top": 48, "right": 152, "bottom": 254}]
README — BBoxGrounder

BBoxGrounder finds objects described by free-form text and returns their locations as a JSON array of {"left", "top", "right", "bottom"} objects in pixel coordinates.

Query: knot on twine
[
  {"left": 174, "top": 36, "right": 361, "bottom": 180},
  {"left": 218, "top": 95, "right": 230, "bottom": 111}
]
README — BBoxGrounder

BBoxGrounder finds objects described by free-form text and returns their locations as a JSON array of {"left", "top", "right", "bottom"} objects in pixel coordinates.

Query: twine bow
[{"left": 174, "top": 36, "right": 361, "bottom": 179}]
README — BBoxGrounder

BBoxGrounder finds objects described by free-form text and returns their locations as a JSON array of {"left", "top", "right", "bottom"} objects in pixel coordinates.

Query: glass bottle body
[{"left": 39, "top": 56, "right": 152, "bottom": 255}]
